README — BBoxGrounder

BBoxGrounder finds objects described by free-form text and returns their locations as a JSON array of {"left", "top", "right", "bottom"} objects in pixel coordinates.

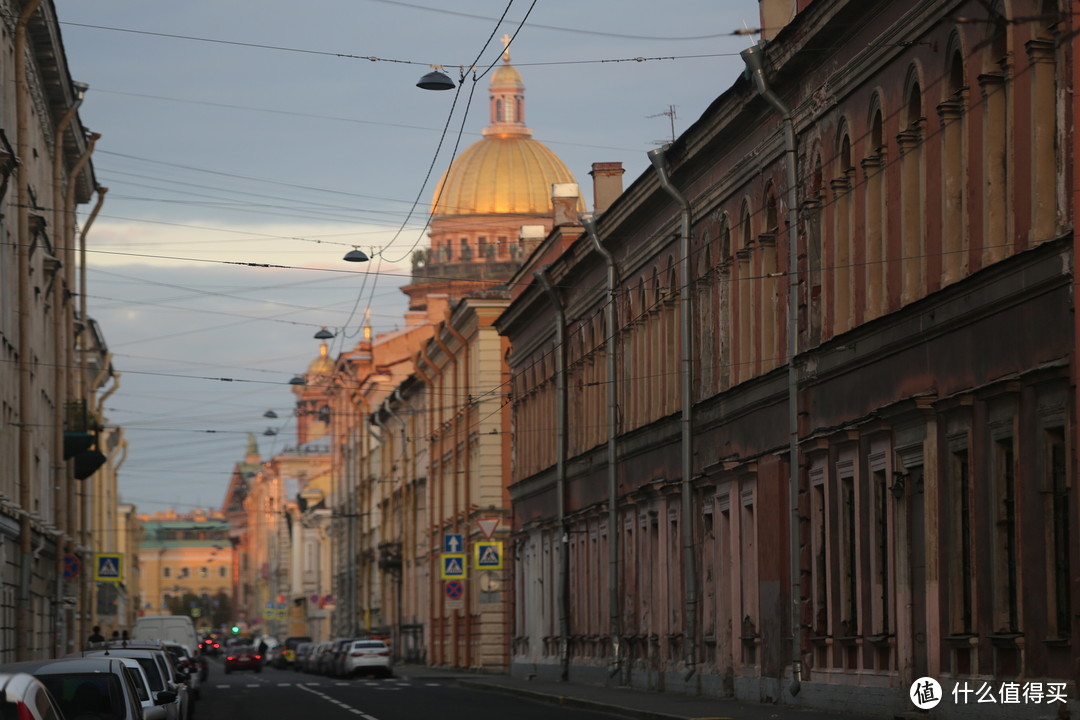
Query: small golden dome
[
  {"left": 491, "top": 63, "right": 523, "bottom": 86},
  {"left": 307, "top": 343, "right": 334, "bottom": 376}
]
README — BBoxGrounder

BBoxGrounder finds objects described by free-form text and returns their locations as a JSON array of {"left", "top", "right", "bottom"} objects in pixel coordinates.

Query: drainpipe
[
  {"left": 648, "top": 146, "right": 698, "bottom": 681},
  {"left": 15, "top": 0, "right": 44, "bottom": 662},
  {"left": 582, "top": 215, "right": 623, "bottom": 678},
  {"left": 742, "top": 41, "right": 803, "bottom": 697},
  {"left": 537, "top": 267, "right": 570, "bottom": 682},
  {"left": 387, "top": 390, "right": 408, "bottom": 666}
]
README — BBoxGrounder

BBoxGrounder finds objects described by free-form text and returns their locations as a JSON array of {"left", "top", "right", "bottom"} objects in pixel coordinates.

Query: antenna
[{"left": 647, "top": 104, "right": 678, "bottom": 146}]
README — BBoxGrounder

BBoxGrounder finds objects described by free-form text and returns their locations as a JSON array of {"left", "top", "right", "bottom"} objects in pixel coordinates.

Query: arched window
[
  {"left": 980, "top": 5, "right": 1010, "bottom": 265},
  {"left": 940, "top": 44, "right": 968, "bottom": 285},
  {"left": 1029, "top": 0, "right": 1058, "bottom": 245},
  {"left": 864, "top": 102, "right": 887, "bottom": 319},
  {"left": 761, "top": 184, "right": 779, "bottom": 368},
  {"left": 832, "top": 124, "right": 855, "bottom": 334},
  {"left": 737, "top": 201, "right": 755, "bottom": 382},
  {"left": 899, "top": 70, "right": 926, "bottom": 304}
]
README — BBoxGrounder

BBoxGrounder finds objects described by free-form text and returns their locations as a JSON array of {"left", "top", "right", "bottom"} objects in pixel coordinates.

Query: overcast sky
[{"left": 53, "top": 0, "right": 761, "bottom": 513}]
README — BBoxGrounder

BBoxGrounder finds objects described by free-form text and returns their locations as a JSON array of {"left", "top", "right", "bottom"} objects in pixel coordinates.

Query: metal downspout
[
  {"left": 432, "top": 330, "right": 461, "bottom": 666},
  {"left": 648, "top": 146, "right": 698, "bottom": 681},
  {"left": 15, "top": 0, "right": 44, "bottom": 662},
  {"left": 582, "top": 215, "right": 622, "bottom": 678},
  {"left": 387, "top": 390, "right": 408, "bottom": 666},
  {"left": 537, "top": 267, "right": 570, "bottom": 682},
  {"left": 742, "top": 42, "right": 803, "bottom": 697}
]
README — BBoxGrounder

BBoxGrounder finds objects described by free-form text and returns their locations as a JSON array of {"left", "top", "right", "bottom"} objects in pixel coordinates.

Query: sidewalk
[{"left": 396, "top": 666, "right": 887, "bottom": 720}]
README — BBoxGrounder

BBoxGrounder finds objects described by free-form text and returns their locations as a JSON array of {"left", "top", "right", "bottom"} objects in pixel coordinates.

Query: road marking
[
  {"left": 425, "top": 683, "right": 440, "bottom": 687},
  {"left": 277, "top": 683, "right": 291, "bottom": 687},
  {"left": 246, "top": 684, "right": 260, "bottom": 688},
  {"left": 216, "top": 685, "right": 228, "bottom": 689},
  {"left": 336, "top": 682, "right": 349, "bottom": 686},
  {"left": 295, "top": 682, "right": 380, "bottom": 720}
]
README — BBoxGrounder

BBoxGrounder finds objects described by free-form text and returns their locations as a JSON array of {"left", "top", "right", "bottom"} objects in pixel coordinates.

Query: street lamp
[
  {"left": 314, "top": 327, "right": 334, "bottom": 340},
  {"left": 343, "top": 247, "right": 369, "bottom": 262},
  {"left": 416, "top": 67, "right": 455, "bottom": 91}
]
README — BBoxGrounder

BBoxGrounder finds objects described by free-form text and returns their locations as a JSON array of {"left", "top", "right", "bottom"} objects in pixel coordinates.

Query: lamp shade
[
  {"left": 417, "top": 69, "right": 455, "bottom": 90},
  {"left": 343, "top": 248, "right": 369, "bottom": 262},
  {"left": 314, "top": 327, "right": 334, "bottom": 339}
]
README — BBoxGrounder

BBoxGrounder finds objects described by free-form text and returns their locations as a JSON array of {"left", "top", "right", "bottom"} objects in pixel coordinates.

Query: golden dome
[
  {"left": 491, "top": 63, "right": 523, "bottom": 86},
  {"left": 307, "top": 343, "right": 334, "bottom": 376},
  {"left": 432, "top": 135, "right": 578, "bottom": 216}
]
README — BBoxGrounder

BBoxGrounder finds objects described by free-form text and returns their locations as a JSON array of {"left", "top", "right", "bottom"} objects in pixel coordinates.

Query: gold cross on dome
[{"left": 501, "top": 33, "right": 512, "bottom": 62}]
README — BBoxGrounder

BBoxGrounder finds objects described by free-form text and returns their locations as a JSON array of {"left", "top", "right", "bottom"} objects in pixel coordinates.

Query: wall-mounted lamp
[{"left": 890, "top": 471, "right": 908, "bottom": 500}]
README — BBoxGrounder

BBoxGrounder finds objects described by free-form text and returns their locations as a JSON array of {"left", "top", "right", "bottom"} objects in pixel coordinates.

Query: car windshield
[
  {"left": 37, "top": 673, "right": 125, "bottom": 720},
  {"left": 353, "top": 642, "right": 386, "bottom": 649}
]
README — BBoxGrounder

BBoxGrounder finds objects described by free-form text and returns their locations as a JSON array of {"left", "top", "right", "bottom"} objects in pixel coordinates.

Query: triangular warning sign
[
  {"left": 480, "top": 545, "right": 499, "bottom": 564},
  {"left": 99, "top": 558, "right": 118, "bottom": 576},
  {"left": 477, "top": 518, "right": 499, "bottom": 539},
  {"left": 446, "top": 558, "right": 463, "bottom": 574}
]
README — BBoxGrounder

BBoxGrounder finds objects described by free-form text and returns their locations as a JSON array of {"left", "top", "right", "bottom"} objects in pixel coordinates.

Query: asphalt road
[{"left": 194, "top": 659, "right": 618, "bottom": 720}]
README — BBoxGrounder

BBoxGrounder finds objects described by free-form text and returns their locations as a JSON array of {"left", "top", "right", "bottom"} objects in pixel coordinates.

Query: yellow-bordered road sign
[
  {"left": 441, "top": 553, "right": 467, "bottom": 579},
  {"left": 94, "top": 553, "right": 123, "bottom": 582},
  {"left": 474, "top": 541, "right": 503, "bottom": 570}
]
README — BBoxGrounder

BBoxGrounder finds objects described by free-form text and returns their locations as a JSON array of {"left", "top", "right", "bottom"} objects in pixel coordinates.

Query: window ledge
[
  {"left": 808, "top": 635, "right": 831, "bottom": 646},
  {"left": 944, "top": 633, "right": 979, "bottom": 646},
  {"left": 987, "top": 632, "right": 1024, "bottom": 648},
  {"left": 1043, "top": 637, "right": 1071, "bottom": 648},
  {"left": 837, "top": 635, "right": 862, "bottom": 645},
  {"left": 866, "top": 633, "right": 894, "bottom": 646}
]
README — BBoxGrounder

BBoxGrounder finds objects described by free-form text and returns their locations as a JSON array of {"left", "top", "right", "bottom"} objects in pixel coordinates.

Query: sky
[{"left": 53, "top": 0, "right": 762, "bottom": 514}]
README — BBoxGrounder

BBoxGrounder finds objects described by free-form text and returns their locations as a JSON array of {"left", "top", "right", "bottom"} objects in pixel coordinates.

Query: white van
[{"left": 131, "top": 616, "right": 199, "bottom": 657}]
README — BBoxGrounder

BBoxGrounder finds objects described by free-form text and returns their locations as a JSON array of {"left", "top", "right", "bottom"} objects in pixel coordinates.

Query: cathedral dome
[
  {"left": 430, "top": 50, "right": 580, "bottom": 217},
  {"left": 307, "top": 342, "right": 334, "bottom": 376},
  {"left": 431, "top": 136, "right": 578, "bottom": 216}
]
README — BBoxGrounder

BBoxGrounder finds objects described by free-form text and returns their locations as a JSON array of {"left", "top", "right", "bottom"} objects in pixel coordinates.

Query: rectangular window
[
  {"left": 948, "top": 448, "right": 973, "bottom": 634},
  {"left": 163, "top": 567, "right": 171, "bottom": 578},
  {"left": 872, "top": 469, "right": 890, "bottom": 635},
  {"left": 840, "top": 473, "right": 858, "bottom": 636},
  {"left": 1048, "top": 428, "right": 1071, "bottom": 638},
  {"left": 809, "top": 467, "right": 828, "bottom": 637},
  {"left": 993, "top": 439, "right": 1019, "bottom": 633}
]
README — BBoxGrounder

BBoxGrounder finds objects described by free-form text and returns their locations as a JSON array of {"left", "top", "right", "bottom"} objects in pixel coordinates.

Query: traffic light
[{"left": 231, "top": 625, "right": 240, "bottom": 634}]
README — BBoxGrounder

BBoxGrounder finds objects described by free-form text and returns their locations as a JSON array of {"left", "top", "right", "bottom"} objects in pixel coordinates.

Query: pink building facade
[{"left": 497, "top": 1, "right": 1079, "bottom": 716}]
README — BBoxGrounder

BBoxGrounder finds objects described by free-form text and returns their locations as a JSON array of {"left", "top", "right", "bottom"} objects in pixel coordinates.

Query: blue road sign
[
  {"left": 443, "top": 533, "right": 464, "bottom": 553},
  {"left": 441, "top": 553, "right": 467, "bottom": 579}
]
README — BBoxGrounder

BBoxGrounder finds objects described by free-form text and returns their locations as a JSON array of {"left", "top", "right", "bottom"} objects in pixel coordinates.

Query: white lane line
[
  {"left": 246, "top": 684, "right": 260, "bottom": 688},
  {"left": 295, "top": 682, "right": 381, "bottom": 720},
  {"left": 425, "top": 683, "right": 440, "bottom": 687},
  {"left": 216, "top": 685, "right": 228, "bottom": 689},
  {"left": 277, "top": 683, "right": 291, "bottom": 687}
]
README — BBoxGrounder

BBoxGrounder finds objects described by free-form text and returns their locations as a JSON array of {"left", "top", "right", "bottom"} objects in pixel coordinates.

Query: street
[{"left": 194, "top": 659, "right": 616, "bottom": 720}]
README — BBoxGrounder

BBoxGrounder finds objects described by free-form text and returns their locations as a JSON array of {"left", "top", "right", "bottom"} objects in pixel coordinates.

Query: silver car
[
  {"left": 0, "top": 672, "right": 64, "bottom": 720},
  {"left": 0, "top": 657, "right": 144, "bottom": 720},
  {"left": 75, "top": 646, "right": 189, "bottom": 720}
]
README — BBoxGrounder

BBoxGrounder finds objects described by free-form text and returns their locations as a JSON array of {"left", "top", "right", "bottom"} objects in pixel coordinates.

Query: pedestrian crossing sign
[
  {"left": 441, "top": 553, "right": 467, "bottom": 579},
  {"left": 94, "top": 553, "right": 123, "bottom": 582},
  {"left": 475, "top": 541, "right": 503, "bottom": 569}
]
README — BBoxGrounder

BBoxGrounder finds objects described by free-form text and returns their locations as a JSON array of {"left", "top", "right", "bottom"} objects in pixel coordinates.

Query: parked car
[
  {"left": 131, "top": 617, "right": 199, "bottom": 659},
  {"left": 0, "top": 657, "right": 145, "bottom": 720},
  {"left": 223, "top": 647, "right": 262, "bottom": 674},
  {"left": 325, "top": 638, "right": 357, "bottom": 678},
  {"left": 341, "top": 640, "right": 392, "bottom": 678},
  {"left": 292, "top": 643, "right": 314, "bottom": 673},
  {"left": 85, "top": 642, "right": 193, "bottom": 720},
  {"left": 162, "top": 642, "right": 202, "bottom": 698},
  {"left": 114, "top": 656, "right": 176, "bottom": 720},
  {"left": 75, "top": 646, "right": 187, "bottom": 720},
  {"left": 277, "top": 636, "right": 312, "bottom": 669},
  {"left": 0, "top": 672, "right": 65, "bottom": 720}
]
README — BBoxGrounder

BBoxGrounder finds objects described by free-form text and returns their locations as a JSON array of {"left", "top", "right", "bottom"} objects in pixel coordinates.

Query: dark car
[
  {"left": 223, "top": 647, "right": 262, "bottom": 674},
  {"left": 276, "top": 636, "right": 312, "bottom": 669}
]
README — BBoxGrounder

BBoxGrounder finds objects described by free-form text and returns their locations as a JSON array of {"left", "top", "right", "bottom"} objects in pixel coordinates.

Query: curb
[{"left": 458, "top": 679, "right": 688, "bottom": 720}]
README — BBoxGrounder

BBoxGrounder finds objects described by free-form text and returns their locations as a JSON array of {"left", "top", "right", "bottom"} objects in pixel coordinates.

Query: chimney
[
  {"left": 590, "top": 162, "right": 624, "bottom": 214},
  {"left": 759, "top": 0, "right": 800, "bottom": 40},
  {"left": 551, "top": 183, "right": 580, "bottom": 226}
]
